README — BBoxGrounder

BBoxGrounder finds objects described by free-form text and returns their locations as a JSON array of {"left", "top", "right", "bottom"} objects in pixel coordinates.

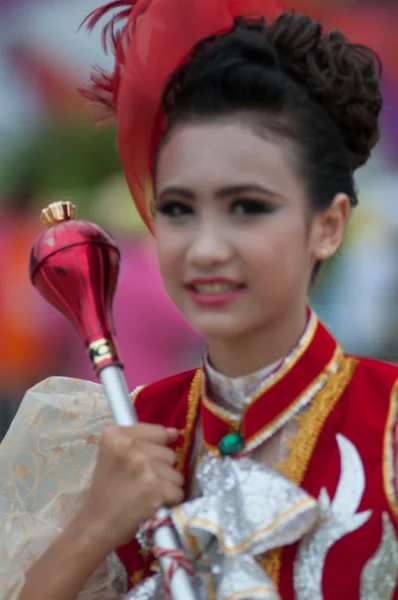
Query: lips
[
  {"left": 185, "top": 278, "right": 245, "bottom": 294},
  {"left": 184, "top": 278, "right": 246, "bottom": 307}
]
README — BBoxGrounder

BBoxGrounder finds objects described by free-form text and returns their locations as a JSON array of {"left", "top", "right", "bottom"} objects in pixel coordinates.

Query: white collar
[{"left": 204, "top": 354, "right": 281, "bottom": 414}]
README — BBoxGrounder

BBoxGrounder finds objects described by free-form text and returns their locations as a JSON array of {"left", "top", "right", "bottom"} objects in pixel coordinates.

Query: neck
[{"left": 206, "top": 303, "right": 308, "bottom": 378}]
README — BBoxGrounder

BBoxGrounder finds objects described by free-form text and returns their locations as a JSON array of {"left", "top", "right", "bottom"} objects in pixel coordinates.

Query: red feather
[
  {"left": 79, "top": 1, "right": 138, "bottom": 121},
  {"left": 80, "top": 1, "right": 135, "bottom": 50},
  {"left": 80, "top": 0, "right": 284, "bottom": 123}
]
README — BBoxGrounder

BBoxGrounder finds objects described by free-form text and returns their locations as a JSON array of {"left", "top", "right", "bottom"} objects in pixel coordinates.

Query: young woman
[{"left": 1, "top": 0, "right": 397, "bottom": 599}]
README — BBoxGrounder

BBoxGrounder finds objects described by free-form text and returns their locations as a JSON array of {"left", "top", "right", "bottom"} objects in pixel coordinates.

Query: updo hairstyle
[{"left": 159, "top": 12, "right": 382, "bottom": 213}]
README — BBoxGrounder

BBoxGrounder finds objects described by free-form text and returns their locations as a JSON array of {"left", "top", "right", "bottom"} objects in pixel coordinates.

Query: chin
[{"left": 188, "top": 313, "right": 250, "bottom": 341}]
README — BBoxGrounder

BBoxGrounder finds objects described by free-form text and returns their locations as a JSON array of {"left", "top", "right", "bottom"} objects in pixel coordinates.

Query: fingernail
[{"left": 166, "top": 427, "right": 179, "bottom": 435}]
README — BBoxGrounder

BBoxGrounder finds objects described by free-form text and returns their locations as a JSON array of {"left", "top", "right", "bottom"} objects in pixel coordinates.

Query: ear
[{"left": 310, "top": 193, "right": 351, "bottom": 262}]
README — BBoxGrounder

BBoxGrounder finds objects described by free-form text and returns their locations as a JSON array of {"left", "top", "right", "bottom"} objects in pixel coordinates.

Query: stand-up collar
[{"left": 201, "top": 311, "right": 341, "bottom": 455}]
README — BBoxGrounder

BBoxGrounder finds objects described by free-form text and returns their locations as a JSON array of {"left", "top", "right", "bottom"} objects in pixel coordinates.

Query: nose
[{"left": 186, "top": 219, "right": 233, "bottom": 270}]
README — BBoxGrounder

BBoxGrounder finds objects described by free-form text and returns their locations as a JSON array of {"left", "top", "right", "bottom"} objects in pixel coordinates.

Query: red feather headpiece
[{"left": 82, "top": 0, "right": 284, "bottom": 231}]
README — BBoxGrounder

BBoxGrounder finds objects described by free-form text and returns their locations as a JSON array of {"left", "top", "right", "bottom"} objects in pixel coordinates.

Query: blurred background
[{"left": 0, "top": 0, "right": 397, "bottom": 438}]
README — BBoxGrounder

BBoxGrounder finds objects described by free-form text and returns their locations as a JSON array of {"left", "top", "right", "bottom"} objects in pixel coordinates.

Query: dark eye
[
  {"left": 231, "top": 199, "right": 276, "bottom": 216},
  {"left": 157, "top": 201, "right": 194, "bottom": 218}
]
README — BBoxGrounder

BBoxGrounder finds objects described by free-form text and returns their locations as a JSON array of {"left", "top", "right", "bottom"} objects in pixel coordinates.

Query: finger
[
  {"left": 152, "top": 462, "right": 185, "bottom": 488},
  {"left": 134, "top": 442, "right": 176, "bottom": 466},
  {"left": 162, "top": 482, "right": 185, "bottom": 507},
  {"left": 135, "top": 424, "right": 179, "bottom": 445},
  {"left": 123, "top": 424, "right": 173, "bottom": 445},
  {"left": 165, "top": 428, "right": 180, "bottom": 443}
]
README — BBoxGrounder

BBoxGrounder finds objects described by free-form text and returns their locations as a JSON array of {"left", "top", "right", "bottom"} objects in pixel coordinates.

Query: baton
[{"left": 29, "top": 201, "right": 198, "bottom": 600}]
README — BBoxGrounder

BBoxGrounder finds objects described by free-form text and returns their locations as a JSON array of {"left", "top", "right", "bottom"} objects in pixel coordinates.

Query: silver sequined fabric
[{"left": 131, "top": 455, "right": 318, "bottom": 600}]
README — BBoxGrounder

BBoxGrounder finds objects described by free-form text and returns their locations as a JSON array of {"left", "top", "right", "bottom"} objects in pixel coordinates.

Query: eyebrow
[{"left": 157, "top": 184, "right": 282, "bottom": 201}]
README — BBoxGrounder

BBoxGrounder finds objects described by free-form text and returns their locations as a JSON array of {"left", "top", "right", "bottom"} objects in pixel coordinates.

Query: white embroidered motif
[
  {"left": 294, "top": 434, "right": 372, "bottom": 600},
  {"left": 360, "top": 512, "right": 398, "bottom": 600}
]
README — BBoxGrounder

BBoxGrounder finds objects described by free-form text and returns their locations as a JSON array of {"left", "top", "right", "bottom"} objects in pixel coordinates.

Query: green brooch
[{"left": 218, "top": 432, "right": 244, "bottom": 457}]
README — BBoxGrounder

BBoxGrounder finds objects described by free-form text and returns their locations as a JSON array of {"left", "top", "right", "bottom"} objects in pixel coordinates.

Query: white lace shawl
[{"left": 0, "top": 377, "right": 128, "bottom": 600}]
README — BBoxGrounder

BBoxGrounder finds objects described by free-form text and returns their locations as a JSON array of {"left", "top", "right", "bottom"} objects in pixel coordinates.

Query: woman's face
[{"left": 154, "top": 120, "right": 335, "bottom": 343}]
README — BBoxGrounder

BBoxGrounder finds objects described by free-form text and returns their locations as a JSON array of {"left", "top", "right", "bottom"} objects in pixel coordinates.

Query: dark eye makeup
[
  {"left": 156, "top": 197, "right": 279, "bottom": 218},
  {"left": 230, "top": 198, "right": 278, "bottom": 216},
  {"left": 156, "top": 201, "right": 194, "bottom": 217}
]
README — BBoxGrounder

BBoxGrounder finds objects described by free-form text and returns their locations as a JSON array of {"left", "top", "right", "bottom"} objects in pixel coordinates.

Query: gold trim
[
  {"left": 202, "top": 315, "right": 319, "bottom": 455},
  {"left": 261, "top": 354, "right": 358, "bottom": 585},
  {"left": 130, "top": 568, "right": 144, "bottom": 587},
  {"left": 127, "top": 376, "right": 202, "bottom": 590},
  {"left": 201, "top": 573, "right": 217, "bottom": 600},
  {"left": 383, "top": 378, "right": 398, "bottom": 522},
  {"left": 131, "top": 385, "right": 145, "bottom": 405},
  {"left": 40, "top": 201, "right": 76, "bottom": 227},
  {"left": 172, "top": 505, "right": 201, "bottom": 560},
  {"left": 175, "top": 369, "right": 202, "bottom": 472},
  {"left": 244, "top": 346, "right": 342, "bottom": 452},
  {"left": 88, "top": 338, "right": 116, "bottom": 366},
  {"left": 201, "top": 313, "right": 318, "bottom": 430},
  {"left": 225, "top": 586, "right": 275, "bottom": 600},
  {"left": 130, "top": 373, "right": 202, "bottom": 473},
  {"left": 186, "top": 498, "right": 314, "bottom": 556},
  {"left": 261, "top": 549, "right": 282, "bottom": 589},
  {"left": 243, "top": 312, "right": 318, "bottom": 416},
  {"left": 201, "top": 392, "right": 241, "bottom": 427},
  {"left": 281, "top": 355, "right": 357, "bottom": 484}
]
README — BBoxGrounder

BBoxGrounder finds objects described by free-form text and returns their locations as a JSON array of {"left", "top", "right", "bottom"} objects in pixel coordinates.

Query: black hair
[{"left": 159, "top": 13, "right": 382, "bottom": 215}]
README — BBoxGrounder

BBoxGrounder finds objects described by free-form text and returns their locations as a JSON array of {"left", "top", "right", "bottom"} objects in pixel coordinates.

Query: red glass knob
[{"left": 29, "top": 202, "right": 123, "bottom": 373}]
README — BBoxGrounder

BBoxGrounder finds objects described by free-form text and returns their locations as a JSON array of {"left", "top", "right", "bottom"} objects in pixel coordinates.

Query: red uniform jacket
[{"left": 116, "top": 315, "right": 398, "bottom": 598}]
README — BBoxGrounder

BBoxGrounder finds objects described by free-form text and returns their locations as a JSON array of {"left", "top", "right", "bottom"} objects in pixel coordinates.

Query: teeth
[{"left": 193, "top": 283, "right": 240, "bottom": 293}]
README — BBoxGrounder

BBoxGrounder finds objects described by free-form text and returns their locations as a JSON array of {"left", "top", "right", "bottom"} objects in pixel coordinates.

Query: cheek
[
  {"left": 155, "top": 227, "right": 184, "bottom": 288},
  {"left": 239, "top": 214, "right": 310, "bottom": 283},
  {"left": 250, "top": 211, "right": 308, "bottom": 254}
]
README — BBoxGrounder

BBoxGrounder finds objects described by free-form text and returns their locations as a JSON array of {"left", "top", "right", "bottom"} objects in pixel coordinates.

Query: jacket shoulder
[
  {"left": 132, "top": 368, "right": 199, "bottom": 422},
  {"left": 350, "top": 355, "right": 398, "bottom": 401},
  {"left": 135, "top": 368, "right": 199, "bottom": 398},
  {"left": 354, "top": 355, "right": 398, "bottom": 381}
]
